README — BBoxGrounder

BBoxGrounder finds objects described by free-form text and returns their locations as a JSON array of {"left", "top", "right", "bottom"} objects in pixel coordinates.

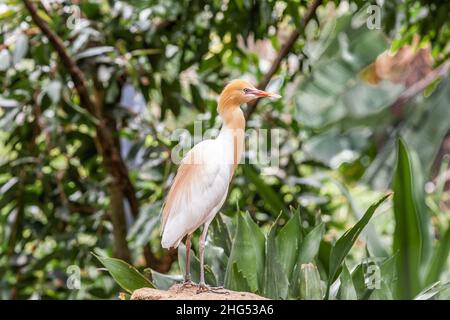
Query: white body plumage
[{"left": 161, "top": 124, "right": 242, "bottom": 248}]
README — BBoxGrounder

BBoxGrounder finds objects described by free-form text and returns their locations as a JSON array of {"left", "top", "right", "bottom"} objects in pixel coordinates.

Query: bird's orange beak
[{"left": 246, "top": 88, "right": 282, "bottom": 99}]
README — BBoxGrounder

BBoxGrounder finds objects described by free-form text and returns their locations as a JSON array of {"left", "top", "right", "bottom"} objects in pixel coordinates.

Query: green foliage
[
  {"left": 178, "top": 243, "right": 217, "bottom": 286},
  {"left": 327, "top": 194, "right": 390, "bottom": 298},
  {"left": 1, "top": 0, "right": 449, "bottom": 300},
  {"left": 224, "top": 212, "right": 265, "bottom": 293},
  {"left": 337, "top": 262, "right": 357, "bottom": 300},
  {"left": 364, "top": 80, "right": 450, "bottom": 189},
  {"left": 392, "top": 139, "right": 427, "bottom": 298},
  {"left": 264, "top": 217, "right": 289, "bottom": 299},
  {"left": 298, "top": 222, "right": 324, "bottom": 265},
  {"left": 299, "top": 263, "right": 323, "bottom": 300},
  {"left": 392, "top": 139, "right": 450, "bottom": 299},
  {"left": 425, "top": 226, "right": 450, "bottom": 287},
  {"left": 297, "top": 12, "right": 399, "bottom": 130},
  {"left": 242, "top": 164, "right": 289, "bottom": 218},
  {"left": 94, "top": 253, "right": 153, "bottom": 293},
  {"left": 114, "top": 195, "right": 387, "bottom": 300},
  {"left": 382, "top": 0, "right": 450, "bottom": 61},
  {"left": 275, "top": 212, "right": 302, "bottom": 278}
]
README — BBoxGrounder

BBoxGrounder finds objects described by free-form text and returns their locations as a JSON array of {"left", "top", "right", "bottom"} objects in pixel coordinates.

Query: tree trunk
[
  {"left": 95, "top": 118, "right": 134, "bottom": 262},
  {"left": 108, "top": 182, "right": 131, "bottom": 262}
]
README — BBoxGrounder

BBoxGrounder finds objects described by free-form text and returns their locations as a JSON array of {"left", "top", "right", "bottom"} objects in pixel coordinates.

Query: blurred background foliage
[{"left": 0, "top": 0, "right": 449, "bottom": 300}]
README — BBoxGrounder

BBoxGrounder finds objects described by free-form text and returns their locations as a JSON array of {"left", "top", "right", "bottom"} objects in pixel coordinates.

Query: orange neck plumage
[
  {"left": 217, "top": 95, "right": 246, "bottom": 170},
  {"left": 218, "top": 93, "right": 246, "bottom": 131}
]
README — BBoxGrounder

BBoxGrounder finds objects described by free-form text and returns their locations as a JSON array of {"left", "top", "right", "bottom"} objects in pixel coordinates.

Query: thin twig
[
  {"left": 22, "top": 0, "right": 98, "bottom": 116},
  {"left": 391, "top": 59, "right": 450, "bottom": 113},
  {"left": 244, "top": 0, "right": 322, "bottom": 120}
]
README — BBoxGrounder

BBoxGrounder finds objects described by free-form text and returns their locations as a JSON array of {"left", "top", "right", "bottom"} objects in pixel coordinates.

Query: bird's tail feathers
[{"left": 161, "top": 225, "right": 184, "bottom": 249}]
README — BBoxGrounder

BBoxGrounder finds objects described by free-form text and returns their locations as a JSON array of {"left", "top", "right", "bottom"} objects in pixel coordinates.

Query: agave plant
[
  {"left": 96, "top": 193, "right": 389, "bottom": 299},
  {"left": 97, "top": 139, "right": 450, "bottom": 300}
]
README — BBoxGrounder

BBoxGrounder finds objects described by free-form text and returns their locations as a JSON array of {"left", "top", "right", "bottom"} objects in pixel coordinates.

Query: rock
[{"left": 131, "top": 284, "right": 267, "bottom": 300}]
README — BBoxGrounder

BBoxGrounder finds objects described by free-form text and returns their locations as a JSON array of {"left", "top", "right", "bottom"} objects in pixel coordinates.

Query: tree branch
[
  {"left": 244, "top": 0, "right": 322, "bottom": 120},
  {"left": 391, "top": 59, "right": 450, "bottom": 116}
]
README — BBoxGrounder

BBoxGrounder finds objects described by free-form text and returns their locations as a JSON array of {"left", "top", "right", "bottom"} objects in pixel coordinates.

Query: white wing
[{"left": 161, "top": 139, "right": 232, "bottom": 248}]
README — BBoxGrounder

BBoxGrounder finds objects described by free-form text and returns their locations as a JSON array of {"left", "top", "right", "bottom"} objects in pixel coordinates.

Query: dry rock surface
[{"left": 131, "top": 284, "right": 267, "bottom": 300}]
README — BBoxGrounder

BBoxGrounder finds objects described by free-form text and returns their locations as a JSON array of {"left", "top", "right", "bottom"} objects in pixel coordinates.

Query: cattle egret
[{"left": 160, "top": 79, "right": 281, "bottom": 293}]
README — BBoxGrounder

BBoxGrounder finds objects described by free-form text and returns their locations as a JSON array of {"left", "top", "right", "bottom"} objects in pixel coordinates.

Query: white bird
[{"left": 160, "top": 79, "right": 281, "bottom": 292}]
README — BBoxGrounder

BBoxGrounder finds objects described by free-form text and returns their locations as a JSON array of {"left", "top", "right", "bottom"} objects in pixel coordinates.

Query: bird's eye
[{"left": 243, "top": 88, "right": 250, "bottom": 94}]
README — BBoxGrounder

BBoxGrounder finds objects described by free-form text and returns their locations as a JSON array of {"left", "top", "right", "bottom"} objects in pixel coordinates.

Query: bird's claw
[
  {"left": 182, "top": 279, "right": 195, "bottom": 287},
  {"left": 177, "top": 279, "right": 197, "bottom": 292},
  {"left": 196, "top": 283, "right": 229, "bottom": 295}
]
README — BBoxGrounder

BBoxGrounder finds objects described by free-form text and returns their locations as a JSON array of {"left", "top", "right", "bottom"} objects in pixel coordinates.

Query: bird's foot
[
  {"left": 196, "top": 283, "right": 229, "bottom": 295},
  {"left": 177, "top": 279, "right": 196, "bottom": 292},
  {"left": 182, "top": 279, "right": 196, "bottom": 287}
]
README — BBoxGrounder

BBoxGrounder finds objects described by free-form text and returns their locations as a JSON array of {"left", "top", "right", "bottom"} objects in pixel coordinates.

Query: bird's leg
[
  {"left": 180, "top": 234, "right": 195, "bottom": 289},
  {"left": 196, "top": 222, "right": 228, "bottom": 295},
  {"left": 197, "top": 224, "right": 208, "bottom": 292}
]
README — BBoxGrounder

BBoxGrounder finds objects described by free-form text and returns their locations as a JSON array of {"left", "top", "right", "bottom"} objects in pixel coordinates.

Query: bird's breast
[{"left": 216, "top": 127, "right": 245, "bottom": 174}]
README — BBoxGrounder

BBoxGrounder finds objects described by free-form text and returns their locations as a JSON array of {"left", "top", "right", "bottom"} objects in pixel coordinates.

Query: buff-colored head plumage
[
  {"left": 217, "top": 79, "right": 281, "bottom": 114},
  {"left": 218, "top": 79, "right": 256, "bottom": 111}
]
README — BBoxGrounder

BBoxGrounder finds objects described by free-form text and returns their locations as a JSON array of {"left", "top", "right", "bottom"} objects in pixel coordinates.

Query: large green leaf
[
  {"left": 369, "top": 280, "right": 393, "bottom": 300},
  {"left": 326, "top": 194, "right": 390, "bottom": 298},
  {"left": 333, "top": 179, "right": 388, "bottom": 257},
  {"left": 94, "top": 254, "right": 153, "bottom": 293},
  {"left": 317, "top": 240, "right": 332, "bottom": 279},
  {"left": 380, "top": 255, "right": 397, "bottom": 295},
  {"left": 348, "top": 256, "right": 396, "bottom": 300},
  {"left": 204, "top": 242, "right": 229, "bottom": 285},
  {"left": 149, "top": 270, "right": 182, "bottom": 290},
  {"left": 425, "top": 225, "right": 450, "bottom": 287},
  {"left": 299, "top": 263, "right": 323, "bottom": 300},
  {"left": 351, "top": 262, "right": 373, "bottom": 300},
  {"left": 338, "top": 262, "right": 357, "bottom": 300},
  {"left": 366, "top": 258, "right": 394, "bottom": 300},
  {"left": 209, "top": 213, "right": 232, "bottom": 257},
  {"left": 275, "top": 212, "right": 302, "bottom": 278},
  {"left": 393, "top": 139, "right": 430, "bottom": 299},
  {"left": 289, "top": 223, "right": 324, "bottom": 298},
  {"left": 264, "top": 219, "right": 289, "bottom": 299},
  {"left": 225, "top": 262, "right": 251, "bottom": 293},
  {"left": 224, "top": 212, "right": 265, "bottom": 293},
  {"left": 414, "top": 282, "right": 450, "bottom": 300},
  {"left": 298, "top": 223, "right": 325, "bottom": 265}
]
